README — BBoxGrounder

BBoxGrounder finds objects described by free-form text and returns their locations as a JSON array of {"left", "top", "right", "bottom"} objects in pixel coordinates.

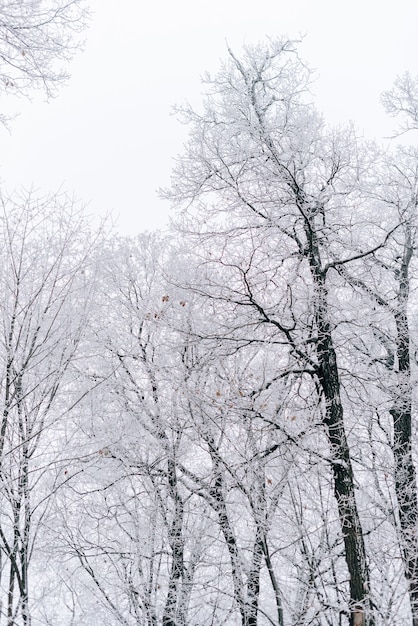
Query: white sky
[{"left": 0, "top": 0, "right": 417, "bottom": 234}]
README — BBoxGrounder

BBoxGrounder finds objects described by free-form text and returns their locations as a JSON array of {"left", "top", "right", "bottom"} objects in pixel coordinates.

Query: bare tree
[
  {"left": 0, "top": 190, "right": 101, "bottom": 625},
  {"left": 164, "top": 38, "right": 397, "bottom": 625},
  {"left": 0, "top": 0, "right": 89, "bottom": 99},
  {"left": 338, "top": 143, "right": 418, "bottom": 625},
  {"left": 52, "top": 234, "right": 207, "bottom": 626},
  {"left": 382, "top": 73, "right": 418, "bottom": 136}
]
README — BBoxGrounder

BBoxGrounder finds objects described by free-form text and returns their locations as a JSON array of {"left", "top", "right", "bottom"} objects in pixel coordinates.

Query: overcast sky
[{"left": 0, "top": 0, "right": 417, "bottom": 234}]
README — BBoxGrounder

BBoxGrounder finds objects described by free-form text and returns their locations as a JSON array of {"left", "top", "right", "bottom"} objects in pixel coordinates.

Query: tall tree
[
  {"left": 0, "top": 191, "right": 101, "bottom": 625},
  {"left": 341, "top": 142, "right": 418, "bottom": 625},
  {"left": 54, "top": 234, "right": 207, "bottom": 626},
  {"left": 165, "top": 38, "right": 395, "bottom": 625}
]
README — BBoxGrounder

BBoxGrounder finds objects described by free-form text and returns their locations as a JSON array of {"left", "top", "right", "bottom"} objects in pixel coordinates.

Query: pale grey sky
[{"left": 0, "top": 0, "right": 417, "bottom": 233}]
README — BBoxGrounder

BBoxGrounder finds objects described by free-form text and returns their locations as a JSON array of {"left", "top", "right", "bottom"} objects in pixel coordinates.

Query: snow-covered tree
[
  {"left": 164, "top": 38, "right": 416, "bottom": 626},
  {"left": 0, "top": 191, "right": 102, "bottom": 625}
]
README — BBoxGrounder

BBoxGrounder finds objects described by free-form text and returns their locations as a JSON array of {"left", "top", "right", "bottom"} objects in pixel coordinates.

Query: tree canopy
[{"left": 1, "top": 30, "right": 418, "bottom": 626}]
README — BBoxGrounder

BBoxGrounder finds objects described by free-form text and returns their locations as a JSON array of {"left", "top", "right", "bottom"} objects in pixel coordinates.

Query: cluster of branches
[
  {"left": 2, "top": 9, "right": 418, "bottom": 626},
  {"left": 59, "top": 41, "right": 418, "bottom": 626}
]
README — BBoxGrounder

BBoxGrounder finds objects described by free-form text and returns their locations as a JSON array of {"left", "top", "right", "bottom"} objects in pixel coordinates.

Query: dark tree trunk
[
  {"left": 317, "top": 308, "right": 371, "bottom": 625},
  {"left": 390, "top": 252, "right": 418, "bottom": 626},
  {"left": 162, "top": 457, "right": 185, "bottom": 626},
  {"left": 261, "top": 535, "right": 284, "bottom": 626},
  {"left": 209, "top": 471, "right": 248, "bottom": 626},
  {"left": 247, "top": 526, "right": 264, "bottom": 626},
  {"left": 304, "top": 213, "right": 372, "bottom": 625}
]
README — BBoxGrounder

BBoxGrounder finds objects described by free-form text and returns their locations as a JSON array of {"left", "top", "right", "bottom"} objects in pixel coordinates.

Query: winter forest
[{"left": 2, "top": 3, "right": 418, "bottom": 626}]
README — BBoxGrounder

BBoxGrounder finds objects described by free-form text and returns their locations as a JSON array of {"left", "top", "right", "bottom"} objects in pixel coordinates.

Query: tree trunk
[
  {"left": 247, "top": 526, "right": 264, "bottom": 626},
  {"left": 317, "top": 326, "right": 371, "bottom": 622},
  {"left": 390, "top": 273, "right": 418, "bottom": 625},
  {"left": 305, "top": 214, "right": 372, "bottom": 625},
  {"left": 162, "top": 457, "right": 185, "bottom": 626},
  {"left": 209, "top": 471, "right": 248, "bottom": 626}
]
